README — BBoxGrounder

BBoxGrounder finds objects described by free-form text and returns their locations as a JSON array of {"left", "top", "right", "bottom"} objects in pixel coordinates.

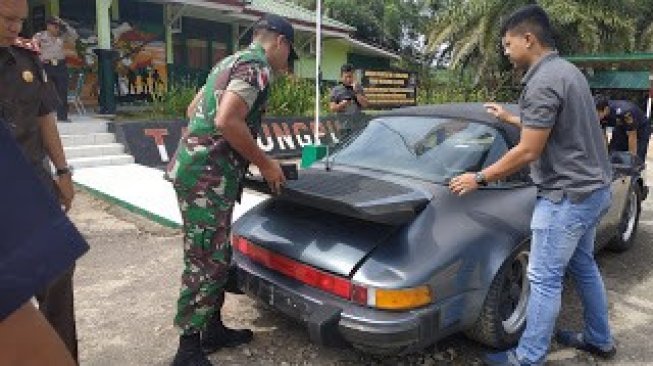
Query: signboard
[
  {"left": 115, "top": 116, "right": 358, "bottom": 168},
  {"left": 361, "top": 69, "right": 418, "bottom": 109}
]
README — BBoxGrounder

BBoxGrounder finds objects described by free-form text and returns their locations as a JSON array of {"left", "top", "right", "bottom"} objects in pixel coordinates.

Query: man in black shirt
[{"left": 595, "top": 95, "right": 651, "bottom": 162}]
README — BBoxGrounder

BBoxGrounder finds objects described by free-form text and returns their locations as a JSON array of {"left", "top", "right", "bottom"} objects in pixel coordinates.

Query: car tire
[
  {"left": 465, "top": 246, "right": 529, "bottom": 349},
  {"left": 607, "top": 184, "right": 641, "bottom": 253},
  {"left": 351, "top": 343, "right": 404, "bottom": 356}
]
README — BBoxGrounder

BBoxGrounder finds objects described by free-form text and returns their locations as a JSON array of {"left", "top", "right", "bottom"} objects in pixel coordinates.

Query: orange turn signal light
[{"left": 374, "top": 286, "right": 432, "bottom": 310}]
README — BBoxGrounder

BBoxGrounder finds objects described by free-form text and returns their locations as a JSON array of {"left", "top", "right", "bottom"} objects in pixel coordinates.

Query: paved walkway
[{"left": 73, "top": 164, "right": 268, "bottom": 228}]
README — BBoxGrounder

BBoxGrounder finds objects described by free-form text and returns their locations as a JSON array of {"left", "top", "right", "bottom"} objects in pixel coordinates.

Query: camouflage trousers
[{"left": 172, "top": 171, "right": 242, "bottom": 335}]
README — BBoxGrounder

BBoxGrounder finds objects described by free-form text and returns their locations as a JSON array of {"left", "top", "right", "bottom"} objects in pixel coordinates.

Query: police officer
[
  {"left": 0, "top": 0, "right": 78, "bottom": 362},
  {"left": 595, "top": 95, "right": 652, "bottom": 162},
  {"left": 166, "top": 14, "right": 297, "bottom": 366},
  {"left": 33, "top": 15, "right": 78, "bottom": 122}
]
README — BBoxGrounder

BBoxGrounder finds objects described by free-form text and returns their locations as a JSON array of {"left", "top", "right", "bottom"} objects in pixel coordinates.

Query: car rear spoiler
[{"left": 244, "top": 169, "right": 431, "bottom": 225}]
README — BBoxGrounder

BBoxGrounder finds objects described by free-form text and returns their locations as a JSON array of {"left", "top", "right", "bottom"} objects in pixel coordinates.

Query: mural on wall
[{"left": 62, "top": 20, "right": 168, "bottom": 104}]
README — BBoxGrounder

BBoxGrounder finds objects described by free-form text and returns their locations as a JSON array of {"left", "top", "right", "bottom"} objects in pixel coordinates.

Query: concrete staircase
[{"left": 58, "top": 118, "right": 134, "bottom": 169}]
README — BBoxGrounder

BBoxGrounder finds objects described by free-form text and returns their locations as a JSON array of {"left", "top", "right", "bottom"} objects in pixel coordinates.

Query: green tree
[
  {"left": 634, "top": 0, "right": 653, "bottom": 50},
  {"left": 290, "top": 0, "right": 432, "bottom": 56},
  {"left": 426, "top": 0, "right": 640, "bottom": 84}
]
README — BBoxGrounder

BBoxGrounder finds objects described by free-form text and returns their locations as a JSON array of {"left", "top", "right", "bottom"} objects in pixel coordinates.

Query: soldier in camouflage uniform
[{"left": 167, "top": 14, "right": 298, "bottom": 366}]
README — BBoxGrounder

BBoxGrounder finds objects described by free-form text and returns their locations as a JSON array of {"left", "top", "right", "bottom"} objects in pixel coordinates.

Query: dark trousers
[
  {"left": 33, "top": 175, "right": 79, "bottom": 363},
  {"left": 44, "top": 62, "right": 69, "bottom": 121},
  {"left": 35, "top": 265, "right": 78, "bottom": 363}
]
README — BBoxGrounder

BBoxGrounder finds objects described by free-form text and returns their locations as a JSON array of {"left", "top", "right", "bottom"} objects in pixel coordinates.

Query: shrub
[
  {"left": 267, "top": 75, "right": 330, "bottom": 117},
  {"left": 149, "top": 82, "right": 199, "bottom": 120}
]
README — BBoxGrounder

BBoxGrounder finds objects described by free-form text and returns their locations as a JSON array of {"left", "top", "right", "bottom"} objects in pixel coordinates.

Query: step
[
  {"left": 64, "top": 143, "right": 125, "bottom": 159},
  {"left": 57, "top": 121, "right": 109, "bottom": 135},
  {"left": 61, "top": 133, "right": 116, "bottom": 147},
  {"left": 69, "top": 155, "right": 135, "bottom": 170}
]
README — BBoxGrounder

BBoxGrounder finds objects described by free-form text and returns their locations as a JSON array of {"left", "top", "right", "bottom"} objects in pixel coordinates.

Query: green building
[{"left": 27, "top": 0, "right": 400, "bottom": 83}]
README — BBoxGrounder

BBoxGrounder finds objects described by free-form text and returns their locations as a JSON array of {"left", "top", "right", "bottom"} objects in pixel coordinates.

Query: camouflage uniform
[{"left": 167, "top": 43, "right": 272, "bottom": 335}]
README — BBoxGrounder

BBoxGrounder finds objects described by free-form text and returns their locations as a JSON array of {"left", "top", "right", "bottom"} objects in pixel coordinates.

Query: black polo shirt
[{"left": 602, "top": 100, "right": 652, "bottom": 161}]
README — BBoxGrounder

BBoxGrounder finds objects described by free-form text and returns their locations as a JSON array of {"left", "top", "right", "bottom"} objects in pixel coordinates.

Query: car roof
[{"left": 377, "top": 102, "right": 521, "bottom": 145}]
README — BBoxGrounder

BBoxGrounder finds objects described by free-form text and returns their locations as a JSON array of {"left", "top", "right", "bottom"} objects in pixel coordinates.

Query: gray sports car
[{"left": 232, "top": 103, "right": 646, "bottom": 354}]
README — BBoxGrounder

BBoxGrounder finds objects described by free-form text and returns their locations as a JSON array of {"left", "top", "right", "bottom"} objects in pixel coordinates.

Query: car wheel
[
  {"left": 607, "top": 184, "right": 641, "bottom": 253},
  {"left": 465, "top": 247, "right": 529, "bottom": 349}
]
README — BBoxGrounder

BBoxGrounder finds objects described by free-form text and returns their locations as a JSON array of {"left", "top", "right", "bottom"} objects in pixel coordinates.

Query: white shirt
[{"left": 33, "top": 24, "right": 78, "bottom": 62}]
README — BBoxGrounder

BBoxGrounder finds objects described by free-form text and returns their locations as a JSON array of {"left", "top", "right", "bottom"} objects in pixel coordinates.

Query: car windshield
[{"left": 328, "top": 116, "right": 509, "bottom": 183}]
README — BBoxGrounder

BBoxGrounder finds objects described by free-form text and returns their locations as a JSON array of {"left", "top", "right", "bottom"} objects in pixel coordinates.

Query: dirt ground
[{"left": 69, "top": 168, "right": 653, "bottom": 366}]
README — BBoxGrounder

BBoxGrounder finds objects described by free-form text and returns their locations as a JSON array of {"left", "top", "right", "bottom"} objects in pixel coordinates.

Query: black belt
[{"left": 43, "top": 59, "right": 65, "bottom": 66}]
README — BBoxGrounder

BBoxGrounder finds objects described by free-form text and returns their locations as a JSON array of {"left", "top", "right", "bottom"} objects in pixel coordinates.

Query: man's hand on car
[
  {"left": 260, "top": 159, "right": 286, "bottom": 195},
  {"left": 484, "top": 102, "right": 520, "bottom": 126}
]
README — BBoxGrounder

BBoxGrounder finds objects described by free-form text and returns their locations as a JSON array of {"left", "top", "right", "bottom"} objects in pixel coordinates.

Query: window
[
  {"left": 187, "top": 39, "right": 209, "bottom": 70},
  {"left": 330, "top": 116, "right": 509, "bottom": 183}
]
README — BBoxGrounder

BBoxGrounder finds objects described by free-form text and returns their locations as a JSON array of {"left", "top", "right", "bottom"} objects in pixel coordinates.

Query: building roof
[
  {"left": 244, "top": 0, "right": 355, "bottom": 33},
  {"left": 149, "top": 0, "right": 399, "bottom": 59},
  {"left": 156, "top": 0, "right": 354, "bottom": 34},
  {"left": 585, "top": 71, "right": 651, "bottom": 90},
  {"left": 566, "top": 52, "right": 653, "bottom": 69}
]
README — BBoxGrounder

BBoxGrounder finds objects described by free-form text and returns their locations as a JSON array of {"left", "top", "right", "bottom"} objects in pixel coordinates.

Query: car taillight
[
  {"left": 351, "top": 284, "right": 369, "bottom": 306},
  {"left": 233, "top": 235, "right": 351, "bottom": 299},
  {"left": 373, "top": 286, "right": 432, "bottom": 310},
  {"left": 233, "top": 235, "right": 432, "bottom": 309}
]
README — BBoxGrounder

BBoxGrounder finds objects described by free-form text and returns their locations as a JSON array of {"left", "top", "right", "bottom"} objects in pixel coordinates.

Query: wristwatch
[
  {"left": 55, "top": 166, "right": 73, "bottom": 177},
  {"left": 474, "top": 171, "right": 488, "bottom": 186}
]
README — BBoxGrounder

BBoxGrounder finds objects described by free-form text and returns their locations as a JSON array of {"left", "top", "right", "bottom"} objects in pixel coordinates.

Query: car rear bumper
[{"left": 235, "top": 254, "right": 442, "bottom": 353}]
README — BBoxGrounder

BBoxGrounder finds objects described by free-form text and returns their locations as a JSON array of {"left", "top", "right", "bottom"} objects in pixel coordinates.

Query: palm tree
[
  {"left": 426, "top": 0, "right": 639, "bottom": 84},
  {"left": 634, "top": 0, "right": 653, "bottom": 51}
]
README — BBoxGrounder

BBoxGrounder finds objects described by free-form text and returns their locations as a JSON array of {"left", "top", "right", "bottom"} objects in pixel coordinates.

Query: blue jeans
[{"left": 516, "top": 187, "right": 614, "bottom": 365}]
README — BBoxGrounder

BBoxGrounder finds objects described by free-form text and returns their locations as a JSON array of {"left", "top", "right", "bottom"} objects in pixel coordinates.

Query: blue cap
[{"left": 254, "top": 14, "right": 299, "bottom": 62}]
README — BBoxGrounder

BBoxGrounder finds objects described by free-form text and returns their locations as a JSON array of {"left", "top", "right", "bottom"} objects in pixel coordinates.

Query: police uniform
[
  {"left": 602, "top": 100, "right": 652, "bottom": 162},
  {"left": 33, "top": 19, "right": 78, "bottom": 121},
  {"left": 0, "top": 38, "right": 79, "bottom": 362},
  {"left": 167, "top": 42, "right": 272, "bottom": 335}
]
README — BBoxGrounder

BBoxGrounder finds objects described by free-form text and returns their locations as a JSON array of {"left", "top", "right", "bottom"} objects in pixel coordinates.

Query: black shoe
[
  {"left": 172, "top": 333, "right": 213, "bottom": 366},
  {"left": 555, "top": 330, "right": 616, "bottom": 359},
  {"left": 202, "top": 316, "right": 253, "bottom": 355}
]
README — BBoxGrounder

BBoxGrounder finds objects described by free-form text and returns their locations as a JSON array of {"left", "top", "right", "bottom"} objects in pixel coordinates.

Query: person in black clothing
[
  {"left": 1, "top": 1, "right": 88, "bottom": 364},
  {"left": 595, "top": 95, "right": 652, "bottom": 162},
  {"left": 0, "top": 0, "right": 80, "bottom": 362}
]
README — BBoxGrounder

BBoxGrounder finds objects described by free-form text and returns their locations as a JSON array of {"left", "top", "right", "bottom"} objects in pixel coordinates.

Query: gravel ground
[{"left": 69, "top": 167, "right": 653, "bottom": 365}]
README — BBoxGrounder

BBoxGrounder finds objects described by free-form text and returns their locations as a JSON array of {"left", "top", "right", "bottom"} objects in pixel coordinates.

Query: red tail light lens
[
  {"left": 233, "top": 235, "right": 351, "bottom": 299},
  {"left": 233, "top": 235, "right": 431, "bottom": 309},
  {"left": 351, "top": 284, "right": 369, "bottom": 306}
]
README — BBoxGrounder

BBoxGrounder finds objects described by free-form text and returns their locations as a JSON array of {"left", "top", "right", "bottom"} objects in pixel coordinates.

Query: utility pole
[
  {"left": 314, "top": 0, "right": 322, "bottom": 143},
  {"left": 95, "top": 0, "right": 117, "bottom": 115}
]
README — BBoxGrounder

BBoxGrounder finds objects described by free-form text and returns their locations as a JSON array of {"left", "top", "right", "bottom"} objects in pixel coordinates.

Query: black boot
[
  {"left": 201, "top": 312, "right": 254, "bottom": 355},
  {"left": 172, "top": 333, "right": 213, "bottom": 366},
  {"left": 223, "top": 266, "right": 244, "bottom": 295}
]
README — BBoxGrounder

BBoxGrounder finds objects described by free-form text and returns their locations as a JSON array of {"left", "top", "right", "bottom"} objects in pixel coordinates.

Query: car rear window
[{"left": 328, "top": 116, "right": 509, "bottom": 183}]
